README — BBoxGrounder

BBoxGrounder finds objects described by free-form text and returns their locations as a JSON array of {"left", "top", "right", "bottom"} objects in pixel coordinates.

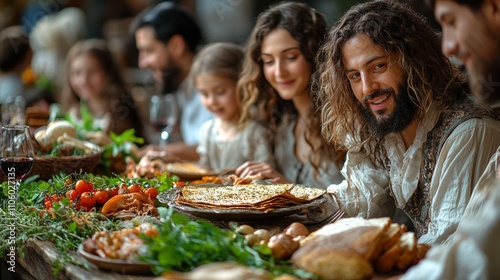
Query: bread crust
[{"left": 293, "top": 245, "right": 373, "bottom": 280}]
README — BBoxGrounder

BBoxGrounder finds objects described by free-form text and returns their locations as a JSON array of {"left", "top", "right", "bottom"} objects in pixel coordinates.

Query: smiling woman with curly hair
[{"left": 235, "top": 2, "right": 345, "bottom": 189}]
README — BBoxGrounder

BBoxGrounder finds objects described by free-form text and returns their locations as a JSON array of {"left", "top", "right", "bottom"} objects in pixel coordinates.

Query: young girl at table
[
  {"left": 60, "top": 39, "right": 144, "bottom": 139},
  {"left": 234, "top": 2, "right": 346, "bottom": 188},
  {"left": 189, "top": 42, "right": 275, "bottom": 171}
]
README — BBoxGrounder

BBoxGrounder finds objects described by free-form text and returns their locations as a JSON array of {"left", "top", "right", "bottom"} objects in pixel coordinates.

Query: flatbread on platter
[{"left": 174, "top": 184, "right": 326, "bottom": 213}]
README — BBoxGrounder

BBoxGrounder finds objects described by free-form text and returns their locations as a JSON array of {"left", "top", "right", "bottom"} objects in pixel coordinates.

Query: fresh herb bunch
[
  {"left": 141, "top": 208, "right": 317, "bottom": 279},
  {"left": 62, "top": 102, "right": 146, "bottom": 175},
  {"left": 0, "top": 172, "right": 176, "bottom": 274},
  {"left": 0, "top": 172, "right": 175, "bottom": 208},
  {"left": 65, "top": 102, "right": 96, "bottom": 135},
  {"left": 100, "top": 129, "right": 144, "bottom": 175},
  {"left": 0, "top": 202, "right": 120, "bottom": 273}
]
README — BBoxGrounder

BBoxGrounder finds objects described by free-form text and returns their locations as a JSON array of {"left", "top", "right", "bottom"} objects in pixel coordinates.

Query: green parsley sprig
[{"left": 141, "top": 207, "right": 317, "bottom": 279}]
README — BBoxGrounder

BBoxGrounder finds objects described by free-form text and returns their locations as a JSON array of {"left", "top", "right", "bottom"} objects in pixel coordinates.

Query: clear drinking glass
[
  {"left": 150, "top": 94, "right": 178, "bottom": 145},
  {"left": 0, "top": 125, "right": 35, "bottom": 186},
  {"left": 2, "top": 95, "right": 26, "bottom": 126}
]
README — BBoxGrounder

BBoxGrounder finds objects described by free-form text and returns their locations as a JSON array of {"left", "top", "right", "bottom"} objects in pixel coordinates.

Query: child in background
[
  {"left": 190, "top": 42, "right": 275, "bottom": 171},
  {"left": 60, "top": 39, "right": 144, "bottom": 139}
]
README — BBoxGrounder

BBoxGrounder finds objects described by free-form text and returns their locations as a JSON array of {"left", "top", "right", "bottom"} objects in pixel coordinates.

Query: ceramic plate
[
  {"left": 77, "top": 244, "right": 152, "bottom": 274},
  {"left": 157, "top": 186, "right": 329, "bottom": 222}
]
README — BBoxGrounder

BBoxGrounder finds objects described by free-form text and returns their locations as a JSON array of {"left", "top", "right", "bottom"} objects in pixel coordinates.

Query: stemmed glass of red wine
[
  {"left": 0, "top": 125, "right": 34, "bottom": 188},
  {"left": 150, "top": 94, "right": 178, "bottom": 145}
]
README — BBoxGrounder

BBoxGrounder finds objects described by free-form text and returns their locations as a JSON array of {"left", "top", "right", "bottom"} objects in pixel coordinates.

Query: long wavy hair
[
  {"left": 238, "top": 1, "right": 345, "bottom": 169},
  {"left": 314, "top": 0, "right": 467, "bottom": 165}
]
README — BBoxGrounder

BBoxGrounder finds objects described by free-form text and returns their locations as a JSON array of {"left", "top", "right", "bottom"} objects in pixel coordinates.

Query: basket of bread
[{"left": 1, "top": 120, "right": 102, "bottom": 181}]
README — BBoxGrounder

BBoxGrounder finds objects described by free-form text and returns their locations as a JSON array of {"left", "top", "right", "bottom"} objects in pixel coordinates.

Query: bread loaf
[
  {"left": 292, "top": 245, "right": 373, "bottom": 280},
  {"left": 291, "top": 217, "right": 430, "bottom": 278},
  {"left": 293, "top": 217, "right": 391, "bottom": 279}
]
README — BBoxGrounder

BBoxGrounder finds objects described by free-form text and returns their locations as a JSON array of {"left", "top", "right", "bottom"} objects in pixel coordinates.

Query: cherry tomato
[
  {"left": 45, "top": 194, "right": 61, "bottom": 203},
  {"left": 174, "top": 182, "right": 185, "bottom": 187},
  {"left": 144, "top": 188, "right": 159, "bottom": 200},
  {"left": 43, "top": 194, "right": 62, "bottom": 209},
  {"left": 64, "top": 178, "right": 73, "bottom": 186},
  {"left": 66, "top": 189, "right": 79, "bottom": 201},
  {"left": 75, "top": 180, "right": 94, "bottom": 194},
  {"left": 107, "top": 187, "right": 119, "bottom": 198},
  {"left": 127, "top": 184, "right": 143, "bottom": 193},
  {"left": 94, "top": 190, "right": 109, "bottom": 204},
  {"left": 78, "top": 192, "right": 96, "bottom": 208}
]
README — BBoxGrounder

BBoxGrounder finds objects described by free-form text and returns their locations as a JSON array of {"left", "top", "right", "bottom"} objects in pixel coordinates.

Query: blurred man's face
[
  {"left": 135, "top": 26, "right": 175, "bottom": 86},
  {"left": 434, "top": 0, "right": 500, "bottom": 104}
]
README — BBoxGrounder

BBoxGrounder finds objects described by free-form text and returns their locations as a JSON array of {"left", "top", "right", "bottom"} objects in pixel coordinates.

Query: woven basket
[{"left": 0, "top": 147, "right": 102, "bottom": 182}]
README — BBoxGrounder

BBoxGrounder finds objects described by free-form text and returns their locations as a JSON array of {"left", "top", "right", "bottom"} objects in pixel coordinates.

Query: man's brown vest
[{"left": 389, "top": 95, "right": 500, "bottom": 238}]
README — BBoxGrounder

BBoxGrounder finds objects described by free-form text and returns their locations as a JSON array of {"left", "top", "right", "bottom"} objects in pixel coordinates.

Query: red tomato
[
  {"left": 107, "top": 187, "right": 119, "bottom": 198},
  {"left": 94, "top": 190, "right": 109, "bottom": 204},
  {"left": 75, "top": 180, "right": 94, "bottom": 194},
  {"left": 127, "top": 184, "right": 143, "bottom": 193},
  {"left": 174, "top": 182, "right": 185, "bottom": 187},
  {"left": 43, "top": 194, "right": 61, "bottom": 209},
  {"left": 66, "top": 189, "right": 79, "bottom": 201},
  {"left": 78, "top": 192, "right": 96, "bottom": 208},
  {"left": 45, "top": 194, "right": 60, "bottom": 203},
  {"left": 144, "top": 188, "right": 159, "bottom": 200}
]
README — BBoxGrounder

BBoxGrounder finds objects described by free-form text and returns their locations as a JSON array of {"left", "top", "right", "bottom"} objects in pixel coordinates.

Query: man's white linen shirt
[
  {"left": 327, "top": 105, "right": 500, "bottom": 245},
  {"left": 403, "top": 149, "right": 500, "bottom": 279}
]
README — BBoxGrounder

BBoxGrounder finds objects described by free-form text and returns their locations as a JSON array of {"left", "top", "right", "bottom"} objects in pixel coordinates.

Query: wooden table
[
  {"left": 14, "top": 239, "right": 155, "bottom": 280},
  {"left": 7, "top": 232, "right": 404, "bottom": 280}
]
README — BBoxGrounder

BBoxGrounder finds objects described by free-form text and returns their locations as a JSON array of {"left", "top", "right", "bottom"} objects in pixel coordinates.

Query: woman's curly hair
[{"left": 238, "top": 1, "right": 345, "bottom": 169}]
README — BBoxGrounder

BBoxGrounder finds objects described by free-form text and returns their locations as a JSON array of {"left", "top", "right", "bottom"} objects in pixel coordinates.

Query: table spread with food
[{"left": 0, "top": 121, "right": 430, "bottom": 280}]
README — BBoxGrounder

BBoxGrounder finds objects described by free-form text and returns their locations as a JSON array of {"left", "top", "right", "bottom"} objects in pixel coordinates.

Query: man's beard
[
  {"left": 161, "top": 66, "right": 182, "bottom": 93},
  {"left": 357, "top": 83, "right": 418, "bottom": 137}
]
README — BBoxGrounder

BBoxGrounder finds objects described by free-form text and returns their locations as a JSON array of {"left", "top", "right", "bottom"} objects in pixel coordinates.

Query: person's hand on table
[
  {"left": 139, "top": 142, "right": 200, "bottom": 162},
  {"left": 143, "top": 149, "right": 182, "bottom": 163},
  {"left": 139, "top": 144, "right": 162, "bottom": 157},
  {"left": 235, "top": 161, "right": 291, "bottom": 183}
]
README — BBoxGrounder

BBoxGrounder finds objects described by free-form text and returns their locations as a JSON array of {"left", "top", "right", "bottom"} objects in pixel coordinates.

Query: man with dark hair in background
[{"left": 133, "top": 2, "right": 213, "bottom": 161}]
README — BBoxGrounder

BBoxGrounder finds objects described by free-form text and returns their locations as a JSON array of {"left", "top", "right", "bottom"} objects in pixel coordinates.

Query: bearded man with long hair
[{"left": 315, "top": 0, "right": 500, "bottom": 245}]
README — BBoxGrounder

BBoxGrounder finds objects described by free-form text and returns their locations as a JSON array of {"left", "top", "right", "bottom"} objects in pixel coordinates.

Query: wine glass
[
  {"left": 0, "top": 125, "right": 34, "bottom": 188},
  {"left": 150, "top": 94, "right": 178, "bottom": 145},
  {"left": 2, "top": 95, "right": 26, "bottom": 125}
]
